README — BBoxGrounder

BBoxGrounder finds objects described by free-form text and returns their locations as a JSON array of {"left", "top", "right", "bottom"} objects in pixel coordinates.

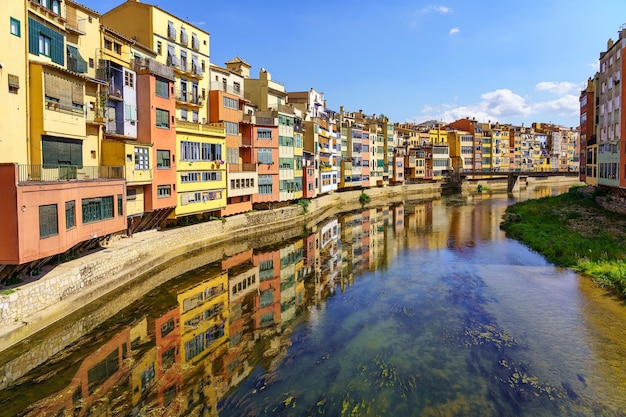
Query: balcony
[
  {"left": 228, "top": 163, "right": 256, "bottom": 173},
  {"left": 210, "top": 82, "right": 242, "bottom": 96},
  {"left": 45, "top": 99, "right": 84, "bottom": 116},
  {"left": 17, "top": 164, "right": 124, "bottom": 184},
  {"left": 28, "top": 0, "right": 65, "bottom": 28},
  {"left": 173, "top": 62, "right": 203, "bottom": 79},
  {"left": 132, "top": 57, "right": 174, "bottom": 81},
  {"left": 175, "top": 90, "right": 203, "bottom": 107},
  {"left": 65, "top": 7, "right": 86, "bottom": 35}
]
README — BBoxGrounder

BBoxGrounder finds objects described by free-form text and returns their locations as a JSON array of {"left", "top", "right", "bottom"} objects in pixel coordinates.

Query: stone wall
[{"left": 596, "top": 195, "right": 626, "bottom": 215}]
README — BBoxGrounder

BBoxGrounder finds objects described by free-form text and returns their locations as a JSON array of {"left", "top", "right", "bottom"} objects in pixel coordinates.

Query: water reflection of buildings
[{"left": 13, "top": 203, "right": 415, "bottom": 416}]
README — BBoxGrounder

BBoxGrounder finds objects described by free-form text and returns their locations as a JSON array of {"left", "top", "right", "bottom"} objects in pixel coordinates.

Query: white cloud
[
  {"left": 534, "top": 95, "right": 580, "bottom": 115},
  {"left": 413, "top": 88, "right": 580, "bottom": 126},
  {"left": 423, "top": 5, "right": 452, "bottom": 13},
  {"left": 588, "top": 62, "right": 599, "bottom": 71},
  {"left": 449, "top": 27, "right": 460, "bottom": 35},
  {"left": 535, "top": 81, "right": 578, "bottom": 95}
]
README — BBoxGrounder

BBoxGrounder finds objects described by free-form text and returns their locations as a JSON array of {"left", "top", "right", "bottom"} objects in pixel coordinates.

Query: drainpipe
[{"left": 24, "top": 0, "right": 31, "bottom": 164}]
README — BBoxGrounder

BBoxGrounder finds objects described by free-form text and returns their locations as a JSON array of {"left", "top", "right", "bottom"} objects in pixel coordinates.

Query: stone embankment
[{"left": 0, "top": 184, "right": 440, "bottom": 356}]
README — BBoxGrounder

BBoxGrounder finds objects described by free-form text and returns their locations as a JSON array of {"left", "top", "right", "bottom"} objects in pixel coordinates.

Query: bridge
[{"left": 443, "top": 170, "right": 581, "bottom": 193}]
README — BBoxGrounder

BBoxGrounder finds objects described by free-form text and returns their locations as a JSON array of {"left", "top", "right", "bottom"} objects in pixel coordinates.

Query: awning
[{"left": 66, "top": 45, "right": 88, "bottom": 73}]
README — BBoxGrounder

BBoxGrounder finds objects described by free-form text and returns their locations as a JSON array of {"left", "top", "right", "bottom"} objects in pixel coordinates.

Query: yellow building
[
  {"left": 1, "top": 1, "right": 28, "bottom": 164},
  {"left": 0, "top": 0, "right": 127, "bottom": 270},
  {"left": 102, "top": 1, "right": 227, "bottom": 220}
]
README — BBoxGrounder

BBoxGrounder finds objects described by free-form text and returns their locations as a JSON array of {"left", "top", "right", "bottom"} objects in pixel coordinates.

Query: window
[
  {"left": 65, "top": 201, "right": 75, "bottom": 229},
  {"left": 233, "top": 82, "right": 240, "bottom": 93},
  {"left": 258, "top": 128, "right": 272, "bottom": 139},
  {"left": 113, "top": 42, "right": 121, "bottom": 54},
  {"left": 155, "top": 77, "right": 169, "bottom": 98},
  {"left": 191, "top": 33, "right": 199, "bottom": 50},
  {"left": 117, "top": 194, "right": 123, "bottom": 216},
  {"left": 167, "top": 20, "right": 175, "bottom": 39},
  {"left": 180, "top": 108, "right": 188, "bottom": 121},
  {"left": 157, "top": 41, "right": 162, "bottom": 55},
  {"left": 124, "top": 104, "right": 137, "bottom": 121},
  {"left": 157, "top": 150, "right": 171, "bottom": 168},
  {"left": 51, "top": 0, "right": 60, "bottom": 14},
  {"left": 258, "top": 174, "right": 273, "bottom": 195},
  {"left": 82, "top": 197, "right": 114, "bottom": 223},
  {"left": 180, "top": 27, "right": 188, "bottom": 44},
  {"left": 42, "top": 136, "right": 83, "bottom": 167},
  {"left": 104, "top": 39, "right": 112, "bottom": 50},
  {"left": 39, "top": 34, "right": 51, "bottom": 56},
  {"left": 8, "top": 74, "right": 19, "bottom": 94},
  {"left": 156, "top": 109, "right": 169, "bottom": 128},
  {"left": 135, "top": 147, "right": 149, "bottom": 170},
  {"left": 157, "top": 185, "right": 171, "bottom": 198},
  {"left": 126, "top": 188, "right": 137, "bottom": 201},
  {"left": 223, "top": 96, "right": 238, "bottom": 110},
  {"left": 89, "top": 58, "right": 94, "bottom": 68},
  {"left": 39, "top": 204, "right": 58, "bottom": 238},
  {"left": 124, "top": 71, "right": 134, "bottom": 88},
  {"left": 225, "top": 121, "right": 238, "bottom": 135},
  {"left": 10, "top": 17, "right": 20, "bottom": 37},
  {"left": 257, "top": 148, "right": 273, "bottom": 164}
]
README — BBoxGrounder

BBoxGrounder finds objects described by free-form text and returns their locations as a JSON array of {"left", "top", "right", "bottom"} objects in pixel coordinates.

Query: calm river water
[{"left": 2, "top": 185, "right": 626, "bottom": 417}]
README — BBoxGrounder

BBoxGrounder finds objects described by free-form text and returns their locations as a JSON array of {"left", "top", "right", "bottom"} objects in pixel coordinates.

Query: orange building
[
  {"left": 134, "top": 57, "right": 178, "bottom": 228},
  {"left": 249, "top": 113, "right": 280, "bottom": 208},
  {"left": 209, "top": 63, "right": 257, "bottom": 216}
]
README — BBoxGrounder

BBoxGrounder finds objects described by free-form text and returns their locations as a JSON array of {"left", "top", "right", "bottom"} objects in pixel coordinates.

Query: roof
[{"left": 225, "top": 56, "right": 251, "bottom": 67}]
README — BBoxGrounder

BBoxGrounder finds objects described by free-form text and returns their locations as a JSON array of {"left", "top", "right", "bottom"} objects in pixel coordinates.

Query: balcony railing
[
  {"left": 132, "top": 57, "right": 175, "bottom": 81},
  {"left": 18, "top": 165, "right": 124, "bottom": 184},
  {"left": 209, "top": 82, "right": 242, "bottom": 96},
  {"left": 175, "top": 90, "right": 203, "bottom": 106}
]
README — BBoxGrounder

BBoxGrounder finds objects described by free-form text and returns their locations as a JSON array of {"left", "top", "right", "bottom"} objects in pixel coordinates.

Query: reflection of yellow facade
[{"left": 178, "top": 271, "right": 229, "bottom": 364}]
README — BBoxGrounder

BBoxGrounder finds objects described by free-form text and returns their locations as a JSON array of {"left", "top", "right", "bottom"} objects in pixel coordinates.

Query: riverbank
[
  {"left": 0, "top": 183, "right": 440, "bottom": 356},
  {"left": 500, "top": 186, "right": 626, "bottom": 295}
]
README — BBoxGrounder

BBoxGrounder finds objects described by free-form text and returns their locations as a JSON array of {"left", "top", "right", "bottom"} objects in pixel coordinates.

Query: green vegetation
[
  {"left": 2, "top": 289, "right": 15, "bottom": 296},
  {"left": 359, "top": 192, "right": 371, "bottom": 207},
  {"left": 297, "top": 198, "right": 310, "bottom": 214},
  {"left": 500, "top": 187, "right": 626, "bottom": 295}
]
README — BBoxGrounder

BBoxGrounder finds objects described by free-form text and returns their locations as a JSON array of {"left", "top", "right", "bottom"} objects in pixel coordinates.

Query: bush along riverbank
[{"left": 500, "top": 187, "right": 626, "bottom": 296}]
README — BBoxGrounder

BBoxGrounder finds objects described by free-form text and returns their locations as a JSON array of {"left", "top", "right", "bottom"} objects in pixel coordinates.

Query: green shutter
[{"left": 28, "top": 18, "right": 39, "bottom": 55}]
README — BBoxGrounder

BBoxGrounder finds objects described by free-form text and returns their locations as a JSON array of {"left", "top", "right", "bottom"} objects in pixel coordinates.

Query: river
[{"left": 1, "top": 185, "right": 626, "bottom": 416}]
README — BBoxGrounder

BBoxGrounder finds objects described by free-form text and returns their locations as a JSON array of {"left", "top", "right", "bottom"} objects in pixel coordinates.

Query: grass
[{"left": 500, "top": 187, "right": 626, "bottom": 296}]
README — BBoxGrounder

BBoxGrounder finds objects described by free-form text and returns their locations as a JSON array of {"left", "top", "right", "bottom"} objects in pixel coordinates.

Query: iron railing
[{"left": 17, "top": 165, "right": 124, "bottom": 184}]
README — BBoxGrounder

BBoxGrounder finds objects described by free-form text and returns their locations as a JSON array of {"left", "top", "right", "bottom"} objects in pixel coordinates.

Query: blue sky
[{"left": 81, "top": 0, "right": 626, "bottom": 127}]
